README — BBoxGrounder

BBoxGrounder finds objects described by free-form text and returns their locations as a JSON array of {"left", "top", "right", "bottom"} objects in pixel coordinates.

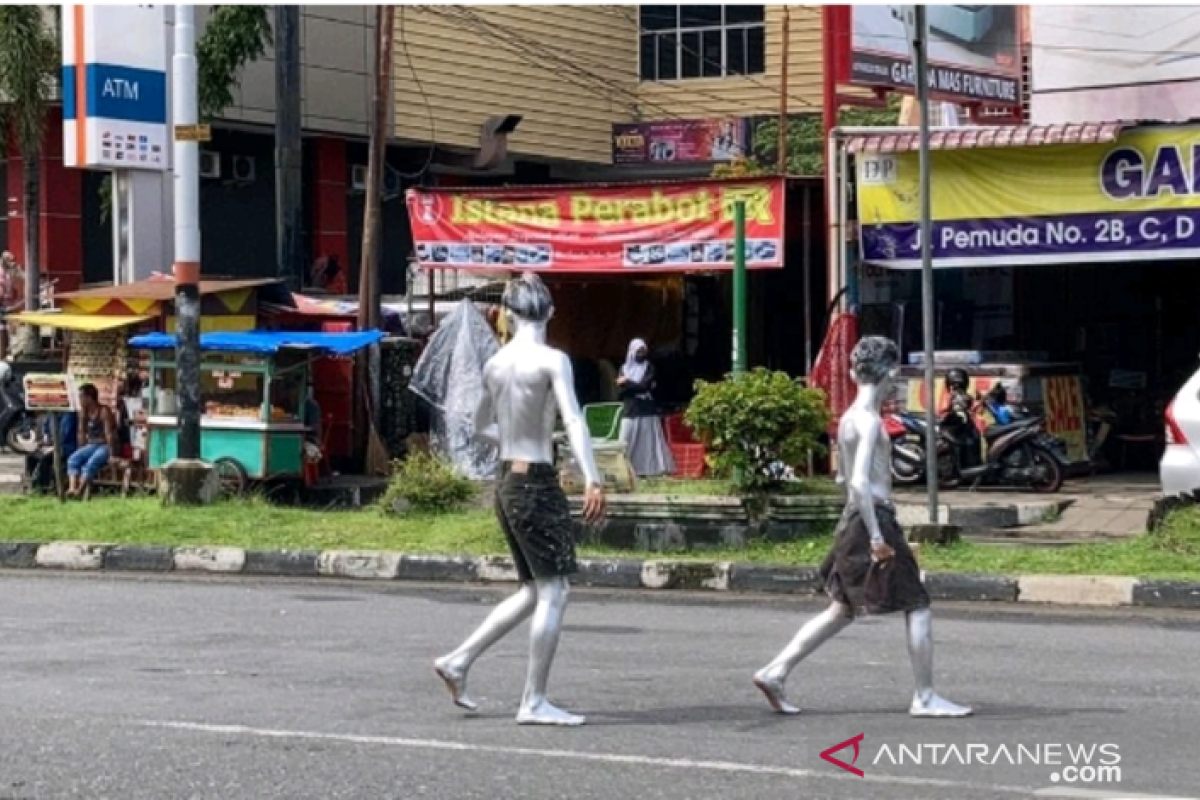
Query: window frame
[{"left": 638, "top": 5, "right": 766, "bottom": 83}]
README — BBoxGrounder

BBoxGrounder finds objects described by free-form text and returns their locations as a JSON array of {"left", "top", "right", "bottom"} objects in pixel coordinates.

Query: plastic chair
[{"left": 583, "top": 403, "right": 623, "bottom": 441}]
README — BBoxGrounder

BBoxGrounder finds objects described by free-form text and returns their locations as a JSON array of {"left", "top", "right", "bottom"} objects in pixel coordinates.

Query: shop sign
[
  {"left": 62, "top": 5, "right": 169, "bottom": 172},
  {"left": 857, "top": 125, "right": 1200, "bottom": 269},
  {"left": 611, "top": 118, "right": 748, "bottom": 165},
  {"left": 828, "top": 5, "right": 1021, "bottom": 107},
  {"left": 23, "top": 374, "right": 79, "bottom": 412},
  {"left": 406, "top": 179, "right": 785, "bottom": 273}
]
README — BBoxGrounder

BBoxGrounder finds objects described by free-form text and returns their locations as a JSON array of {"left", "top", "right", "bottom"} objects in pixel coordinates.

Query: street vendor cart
[{"left": 129, "top": 330, "right": 383, "bottom": 494}]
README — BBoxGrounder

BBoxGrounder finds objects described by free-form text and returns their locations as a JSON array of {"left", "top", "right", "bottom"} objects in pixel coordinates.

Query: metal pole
[
  {"left": 802, "top": 186, "right": 814, "bottom": 375},
  {"left": 913, "top": 5, "right": 939, "bottom": 523},
  {"left": 274, "top": 5, "right": 303, "bottom": 289},
  {"left": 733, "top": 200, "right": 748, "bottom": 375},
  {"left": 777, "top": 8, "right": 790, "bottom": 172},
  {"left": 173, "top": 4, "right": 202, "bottom": 462},
  {"left": 357, "top": 5, "right": 393, "bottom": 332}
]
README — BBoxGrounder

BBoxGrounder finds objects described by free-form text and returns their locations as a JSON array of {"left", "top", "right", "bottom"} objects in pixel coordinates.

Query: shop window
[{"left": 639, "top": 5, "right": 766, "bottom": 82}]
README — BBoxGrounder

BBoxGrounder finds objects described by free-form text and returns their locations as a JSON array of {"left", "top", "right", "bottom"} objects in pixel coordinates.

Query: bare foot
[
  {"left": 752, "top": 671, "right": 801, "bottom": 715},
  {"left": 433, "top": 658, "right": 478, "bottom": 712},
  {"left": 910, "top": 693, "right": 973, "bottom": 718},
  {"left": 516, "top": 701, "right": 586, "bottom": 727}
]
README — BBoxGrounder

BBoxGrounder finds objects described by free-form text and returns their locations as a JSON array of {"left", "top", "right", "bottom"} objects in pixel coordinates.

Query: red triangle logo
[{"left": 820, "top": 733, "right": 865, "bottom": 777}]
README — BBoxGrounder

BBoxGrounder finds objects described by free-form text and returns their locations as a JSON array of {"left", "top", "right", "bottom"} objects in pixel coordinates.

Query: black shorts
[
  {"left": 495, "top": 461, "right": 578, "bottom": 582},
  {"left": 819, "top": 503, "right": 930, "bottom": 618}
]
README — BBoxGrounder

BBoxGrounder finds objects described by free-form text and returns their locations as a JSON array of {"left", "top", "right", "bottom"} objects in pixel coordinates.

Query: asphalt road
[{"left": 1, "top": 573, "right": 1198, "bottom": 800}]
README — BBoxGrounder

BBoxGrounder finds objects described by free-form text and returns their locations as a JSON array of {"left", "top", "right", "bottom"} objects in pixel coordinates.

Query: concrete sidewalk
[{"left": 895, "top": 473, "right": 1160, "bottom": 544}]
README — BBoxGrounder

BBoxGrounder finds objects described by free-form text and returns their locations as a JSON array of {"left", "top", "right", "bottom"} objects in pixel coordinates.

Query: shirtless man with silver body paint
[
  {"left": 752, "top": 336, "right": 972, "bottom": 719},
  {"left": 434, "top": 272, "right": 606, "bottom": 727}
]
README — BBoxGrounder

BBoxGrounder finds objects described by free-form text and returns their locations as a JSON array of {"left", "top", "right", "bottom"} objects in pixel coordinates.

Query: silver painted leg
[
  {"left": 435, "top": 583, "right": 537, "bottom": 712},
  {"left": 753, "top": 602, "right": 852, "bottom": 715},
  {"left": 516, "top": 577, "right": 585, "bottom": 726},
  {"left": 906, "top": 607, "right": 973, "bottom": 717}
]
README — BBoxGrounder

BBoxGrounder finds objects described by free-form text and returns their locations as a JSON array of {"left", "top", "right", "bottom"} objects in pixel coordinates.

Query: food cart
[{"left": 129, "top": 330, "right": 383, "bottom": 494}]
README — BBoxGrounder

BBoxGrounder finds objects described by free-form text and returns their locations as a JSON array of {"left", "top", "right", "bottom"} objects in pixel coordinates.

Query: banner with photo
[
  {"left": 611, "top": 118, "right": 748, "bottom": 165},
  {"left": 856, "top": 125, "right": 1200, "bottom": 268},
  {"left": 406, "top": 179, "right": 785, "bottom": 273}
]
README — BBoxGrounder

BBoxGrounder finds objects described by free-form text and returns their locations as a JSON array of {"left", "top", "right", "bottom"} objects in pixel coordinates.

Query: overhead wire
[
  {"left": 417, "top": 4, "right": 743, "bottom": 125},
  {"left": 391, "top": 5, "right": 437, "bottom": 181}
]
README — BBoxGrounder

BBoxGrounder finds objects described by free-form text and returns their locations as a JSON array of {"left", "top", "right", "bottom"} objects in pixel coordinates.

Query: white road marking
[
  {"left": 1034, "top": 792, "right": 1195, "bottom": 799},
  {"left": 139, "top": 719, "right": 1035, "bottom": 794}
]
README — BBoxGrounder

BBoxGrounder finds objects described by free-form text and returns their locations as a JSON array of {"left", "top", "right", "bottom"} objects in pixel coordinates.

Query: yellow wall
[
  {"left": 394, "top": 5, "right": 639, "bottom": 164},
  {"left": 636, "top": 6, "right": 826, "bottom": 121},
  {"left": 392, "top": 5, "right": 832, "bottom": 166}
]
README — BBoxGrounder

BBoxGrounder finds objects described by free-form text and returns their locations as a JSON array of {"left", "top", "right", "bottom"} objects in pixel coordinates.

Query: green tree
[
  {"left": 101, "top": 6, "right": 272, "bottom": 220},
  {"left": 726, "top": 95, "right": 904, "bottom": 177},
  {"left": 0, "top": 6, "right": 59, "bottom": 325}
]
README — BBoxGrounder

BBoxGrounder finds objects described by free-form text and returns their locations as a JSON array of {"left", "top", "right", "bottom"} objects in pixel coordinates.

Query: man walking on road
[
  {"left": 434, "top": 272, "right": 606, "bottom": 727},
  {"left": 753, "top": 336, "right": 972, "bottom": 719}
]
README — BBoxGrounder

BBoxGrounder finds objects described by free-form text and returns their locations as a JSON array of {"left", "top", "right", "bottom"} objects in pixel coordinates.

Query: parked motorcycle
[
  {"left": 0, "top": 361, "right": 37, "bottom": 455},
  {"left": 889, "top": 395, "right": 1069, "bottom": 493},
  {"left": 887, "top": 409, "right": 929, "bottom": 485},
  {"left": 936, "top": 397, "right": 1068, "bottom": 493}
]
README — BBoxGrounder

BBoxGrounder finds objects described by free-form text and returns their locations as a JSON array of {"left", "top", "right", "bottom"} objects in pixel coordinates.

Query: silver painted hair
[
  {"left": 502, "top": 271, "right": 554, "bottom": 323},
  {"left": 850, "top": 336, "right": 900, "bottom": 385}
]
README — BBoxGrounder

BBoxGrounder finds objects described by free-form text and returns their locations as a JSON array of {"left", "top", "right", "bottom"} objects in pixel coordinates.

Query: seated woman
[
  {"left": 616, "top": 338, "right": 676, "bottom": 478},
  {"left": 66, "top": 384, "right": 117, "bottom": 498}
]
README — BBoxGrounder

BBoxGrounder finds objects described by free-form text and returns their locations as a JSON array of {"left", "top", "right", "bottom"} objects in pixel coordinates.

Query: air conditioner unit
[
  {"left": 231, "top": 155, "right": 256, "bottom": 183},
  {"left": 350, "top": 164, "right": 368, "bottom": 192},
  {"left": 199, "top": 150, "right": 221, "bottom": 179}
]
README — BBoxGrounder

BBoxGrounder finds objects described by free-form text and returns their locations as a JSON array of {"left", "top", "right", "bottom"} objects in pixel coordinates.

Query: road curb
[{"left": 5, "top": 541, "right": 1200, "bottom": 610}]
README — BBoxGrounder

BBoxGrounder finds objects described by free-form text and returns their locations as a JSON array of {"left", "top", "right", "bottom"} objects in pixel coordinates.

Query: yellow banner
[{"left": 857, "top": 125, "right": 1200, "bottom": 268}]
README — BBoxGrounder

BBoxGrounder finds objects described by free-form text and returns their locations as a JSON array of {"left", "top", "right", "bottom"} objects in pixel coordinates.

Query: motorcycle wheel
[
  {"left": 1028, "top": 446, "right": 1064, "bottom": 494},
  {"left": 890, "top": 436, "right": 925, "bottom": 485},
  {"left": 6, "top": 417, "right": 40, "bottom": 455},
  {"left": 936, "top": 449, "right": 961, "bottom": 490}
]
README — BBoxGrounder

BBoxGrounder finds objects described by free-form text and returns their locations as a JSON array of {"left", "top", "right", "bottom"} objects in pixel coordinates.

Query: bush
[
  {"left": 381, "top": 451, "right": 476, "bottom": 514},
  {"left": 686, "top": 368, "right": 831, "bottom": 493}
]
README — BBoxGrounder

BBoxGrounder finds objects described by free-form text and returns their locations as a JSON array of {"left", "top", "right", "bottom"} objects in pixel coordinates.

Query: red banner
[{"left": 405, "top": 179, "right": 786, "bottom": 273}]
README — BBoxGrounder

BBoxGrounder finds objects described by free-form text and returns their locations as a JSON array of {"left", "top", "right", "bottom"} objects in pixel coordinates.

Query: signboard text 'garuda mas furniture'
[
  {"left": 406, "top": 179, "right": 785, "bottom": 274},
  {"left": 62, "top": 4, "right": 168, "bottom": 172},
  {"left": 856, "top": 126, "right": 1200, "bottom": 269},
  {"left": 827, "top": 5, "right": 1021, "bottom": 108}
]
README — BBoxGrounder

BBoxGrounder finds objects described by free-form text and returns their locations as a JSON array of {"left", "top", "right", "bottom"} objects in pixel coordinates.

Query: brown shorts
[
  {"left": 495, "top": 461, "right": 578, "bottom": 582},
  {"left": 819, "top": 503, "right": 929, "bottom": 618}
]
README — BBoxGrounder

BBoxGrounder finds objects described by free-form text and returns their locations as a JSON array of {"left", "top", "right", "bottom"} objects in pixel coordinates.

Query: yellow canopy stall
[{"left": 6, "top": 312, "right": 153, "bottom": 332}]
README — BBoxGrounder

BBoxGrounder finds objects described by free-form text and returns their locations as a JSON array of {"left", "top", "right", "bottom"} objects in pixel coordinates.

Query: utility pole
[
  {"left": 357, "top": 5, "right": 393, "bottom": 332},
  {"left": 907, "top": 5, "right": 939, "bottom": 524},
  {"left": 274, "top": 5, "right": 303, "bottom": 289},
  {"left": 168, "top": 4, "right": 210, "bottom": 503},
  {"left": 777, "top": 7, "right": 790, "bottom": 172}
]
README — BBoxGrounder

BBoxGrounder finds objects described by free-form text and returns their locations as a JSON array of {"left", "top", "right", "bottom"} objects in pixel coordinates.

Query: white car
[{"left": 1161, "top": 366, "right": 1200, "bottom": 496}]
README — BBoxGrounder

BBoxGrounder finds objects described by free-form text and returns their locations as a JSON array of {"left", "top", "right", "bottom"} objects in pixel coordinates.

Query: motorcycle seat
[{"left": 984, "top": 417, "right": 1041, "bottom": 439}]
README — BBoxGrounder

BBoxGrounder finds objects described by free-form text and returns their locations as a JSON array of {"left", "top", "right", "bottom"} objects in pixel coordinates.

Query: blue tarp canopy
[{"left": 128, "top": 330, "right": 384, "bottom": 356}]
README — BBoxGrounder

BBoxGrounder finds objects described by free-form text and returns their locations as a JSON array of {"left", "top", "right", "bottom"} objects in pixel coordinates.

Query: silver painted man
[
  {"left": 753, "top": 336, "right": 971, "bottom": 718},
  {"left": 435, "top": 272, "right": 606, "bottom": 727}
]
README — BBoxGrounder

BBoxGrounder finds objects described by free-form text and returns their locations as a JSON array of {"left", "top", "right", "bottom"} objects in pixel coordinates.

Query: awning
[
  {"left": 129, "top": 330, "right": 384, "bottom": 356},
  {"left": 6, "top": 312, "right": 152, "bottom": 332},
  {"left": 844, "top": 122, "right": 1127, "bottom": 154}
]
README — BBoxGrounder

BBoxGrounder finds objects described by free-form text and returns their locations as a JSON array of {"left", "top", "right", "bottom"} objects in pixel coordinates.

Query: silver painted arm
[
  {"left": 550, "top": 353, "right": 601, "bottom": 488},
  {"left": 848, "top": 415, "right": 885, "bottom": 547},
  {"left": 473, "top": 369, "right": 499, "bottom": 447}
]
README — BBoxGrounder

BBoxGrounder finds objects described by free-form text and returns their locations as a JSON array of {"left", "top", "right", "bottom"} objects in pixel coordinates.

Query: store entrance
[{"left": 1015, "top": 259, "right": 1200, "bottom": 471}]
